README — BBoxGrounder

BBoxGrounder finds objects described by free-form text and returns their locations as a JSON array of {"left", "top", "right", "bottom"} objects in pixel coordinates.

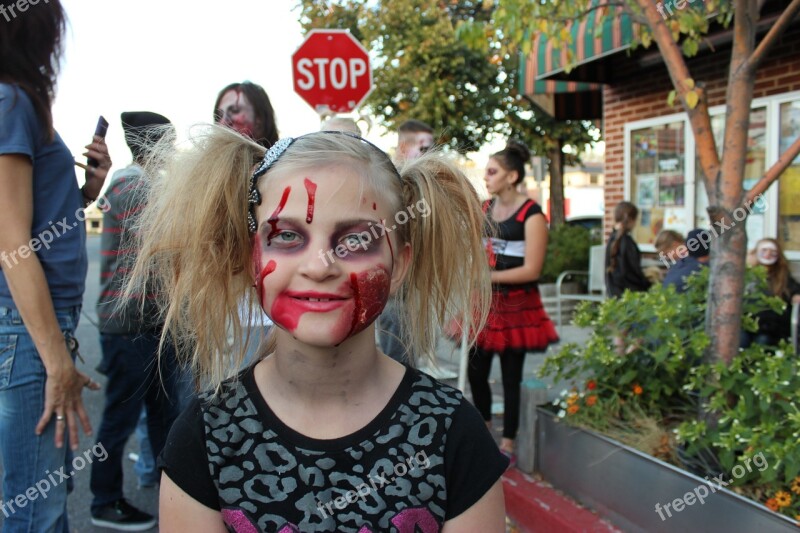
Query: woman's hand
[
  {"left": 81, "top": 135, "right": 112, "bottom": 200},
  {"left": 35, "top": 351, "right": 101, "bottom": 450}
]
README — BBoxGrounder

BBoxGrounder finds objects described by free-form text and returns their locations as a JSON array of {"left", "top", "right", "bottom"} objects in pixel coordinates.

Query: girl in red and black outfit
[{"left": 468, "top": 140, "right": 559, "bottom": 460}]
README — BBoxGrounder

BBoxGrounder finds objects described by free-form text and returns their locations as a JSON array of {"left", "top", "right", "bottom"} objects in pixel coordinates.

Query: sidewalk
[{"left": 431, "top": 325, "right": 622, "bottom": 533}]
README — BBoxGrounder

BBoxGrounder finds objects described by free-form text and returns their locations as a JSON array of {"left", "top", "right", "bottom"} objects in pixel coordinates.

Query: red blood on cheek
[{"left": 336, "top": 267, "right": 391, "bottom": 343}]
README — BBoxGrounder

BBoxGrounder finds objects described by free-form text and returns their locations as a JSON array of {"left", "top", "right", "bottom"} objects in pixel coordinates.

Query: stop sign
[{"left": 292, "top": 29, "right": 373, "bottom": 114}]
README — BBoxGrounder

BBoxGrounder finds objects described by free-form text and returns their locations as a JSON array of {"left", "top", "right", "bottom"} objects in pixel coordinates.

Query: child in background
[
  {"left": 128, "top": 129, "right": 507, "bottom": 532},
  {"left": 605, "top": 201, "right": 652, "bottom": 297}
]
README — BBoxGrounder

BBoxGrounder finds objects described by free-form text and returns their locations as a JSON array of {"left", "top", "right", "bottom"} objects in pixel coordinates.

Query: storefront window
[
  {"left": 778, "top": 100, "right": 800, "bottom": 252},
  {"left": 630, "top": 121, "right": 686, "bottom": 244},
  {"left": 694, "top": 108, "right": 767, "bottom": 241}
]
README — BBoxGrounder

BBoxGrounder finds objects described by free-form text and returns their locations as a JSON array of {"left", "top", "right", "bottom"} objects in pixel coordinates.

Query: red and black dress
[{"left": 476, "top": 199, "right": 559, "bottom": 353}]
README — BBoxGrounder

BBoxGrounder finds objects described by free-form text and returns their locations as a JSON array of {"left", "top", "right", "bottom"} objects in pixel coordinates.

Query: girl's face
[
  {"left": 756, "top": 242, "right": 779, "bottom": 266},
  {"left": 484, "top": 158, "right": 516, "bottom": 195},
  {"left": 252, "top": 165, "right": 408, "bottom": 347},
  {"left": 216, "top": 90, "right": 258, "bottom": 139}
]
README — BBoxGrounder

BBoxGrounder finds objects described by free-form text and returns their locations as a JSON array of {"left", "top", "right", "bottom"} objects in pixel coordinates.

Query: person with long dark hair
[
  {"left": 0, "top": 2, "right": 110, "bottom": 530},
  {"left": 605, "top": 201, "right": 651, "bottom": 297},
  {"left": 467, "top": 140, "right": 559, "bottom": 463},
  {"left": 213, "top": 81, "right": 279, "bottom": 149},
  {"left": 742, "top": 238, "right": 800, "bottom": 347}
]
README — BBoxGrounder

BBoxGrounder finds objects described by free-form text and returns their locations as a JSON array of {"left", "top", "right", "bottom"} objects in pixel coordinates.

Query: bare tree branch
[
  {"left": 745, "top": 135, "right": 800, "bottom": 204},
  {"left": 747, "top": 0, "right": 800, "bottom": 73}
]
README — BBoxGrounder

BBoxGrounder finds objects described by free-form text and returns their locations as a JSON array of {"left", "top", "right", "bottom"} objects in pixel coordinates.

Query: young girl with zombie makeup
[
  {"left": 465, "top": 140, "right": 559, "bottom": 463},
  {"left": 741, "top": 238, "right": 800, "bottom": 348},
  {"left": 128, "top": 129, "right": 508, "bottom": 532}
]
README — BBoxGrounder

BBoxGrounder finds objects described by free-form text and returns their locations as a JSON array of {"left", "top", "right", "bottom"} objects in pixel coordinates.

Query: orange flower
[
  {"left": 766, "top": 498, "right": 779, "bottom": 512},
  {"left": 586, "top": 395, "right": 598, "bottom": 407},
  {"left": 566, "top": 395, "right": 578, "bottom": 406},
  {"left": 586, "top": 380, "right": 597, "bottom": 391},
  {"left": 632, "top": 384, "right": 643, "bottom": 395},
  {"left": 567, "top": 405, "right": 580, "bottom": 415},
  {"left": 775, "top": 491, "right": 792, "bottom": 508},
  {"left": 791, "top": 476, "right": 800, "bottom": 495}
]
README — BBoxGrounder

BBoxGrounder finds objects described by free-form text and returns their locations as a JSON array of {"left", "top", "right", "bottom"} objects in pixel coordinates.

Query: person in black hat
[
  {"left": 89, "top": 112, "right": 183, "bottom": 531},
  {"left": 662, "top": 228, "right": 711, "bottom": 293}
]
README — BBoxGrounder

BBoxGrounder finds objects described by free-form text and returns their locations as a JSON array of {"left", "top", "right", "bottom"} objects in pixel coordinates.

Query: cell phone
[{"left": 87, "top": 115, "right": 109, "bottom": 168}]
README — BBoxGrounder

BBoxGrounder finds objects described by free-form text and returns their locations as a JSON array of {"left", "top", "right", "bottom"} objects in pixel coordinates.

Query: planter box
[{"left": 537, "top": 408, "right": 797, "bottom": 533}]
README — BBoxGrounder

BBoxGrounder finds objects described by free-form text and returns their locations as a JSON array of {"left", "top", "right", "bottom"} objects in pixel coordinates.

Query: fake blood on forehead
[
  {"left": 304, "top": 178, "right": 317, "bottom": 224},
  {"left": 266, "top": 186, "right": 291, "bottom": 244}
]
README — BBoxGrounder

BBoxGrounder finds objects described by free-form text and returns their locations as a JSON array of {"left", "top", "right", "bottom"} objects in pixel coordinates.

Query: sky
[{"left": 52, "top": 0, "right": 363, "bottom": 184}]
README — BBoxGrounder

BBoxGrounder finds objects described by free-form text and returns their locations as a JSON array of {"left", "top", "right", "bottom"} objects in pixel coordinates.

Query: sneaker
[{"left": 91, "top": 499, "right": 157, "bottom": 531}]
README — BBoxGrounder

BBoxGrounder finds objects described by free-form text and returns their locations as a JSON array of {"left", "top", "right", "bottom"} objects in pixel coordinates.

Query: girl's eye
[
  {"left": 486, "top": 168, "right": 498, "bottom": 176},
  {"left": 270, "top": 231, "right": 301, "bottom": 247},
  {"left": 341, "top": 233, "right": 372, "bottom": 253}
]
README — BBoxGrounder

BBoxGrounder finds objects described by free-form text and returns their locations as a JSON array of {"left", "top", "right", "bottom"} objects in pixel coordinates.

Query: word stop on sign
[{"left": 295, "top": 57, "right": 369, "bottom": 91}]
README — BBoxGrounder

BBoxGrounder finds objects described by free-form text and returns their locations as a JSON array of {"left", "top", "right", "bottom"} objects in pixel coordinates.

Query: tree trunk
[
  {"left": 548, "top": 143, "right": 566, "bottom": 227},
  {"left": 705, "top": 0, "right": 758, "bottom": 364}
]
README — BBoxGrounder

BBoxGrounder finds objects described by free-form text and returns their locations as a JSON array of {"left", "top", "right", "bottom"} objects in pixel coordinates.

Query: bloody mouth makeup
[{"left": 270, "top": 266, "right": 390, "bottom": 345}]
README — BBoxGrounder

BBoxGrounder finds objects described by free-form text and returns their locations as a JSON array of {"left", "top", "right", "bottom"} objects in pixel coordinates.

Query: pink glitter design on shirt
[
  {"left": 221, "top": 508, "right": 259, "bottom": 533},
  {"left": 391, "top": 507, "right": 440, "bottom": 532}
]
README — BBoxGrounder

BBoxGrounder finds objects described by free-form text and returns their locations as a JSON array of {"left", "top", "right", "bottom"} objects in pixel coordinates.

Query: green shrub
[
  {"left": 540, "top": 224, "right": 595, "bottom": 283},
  {"left": 540, "top": 267, "right": 800, "bottom": 520}
]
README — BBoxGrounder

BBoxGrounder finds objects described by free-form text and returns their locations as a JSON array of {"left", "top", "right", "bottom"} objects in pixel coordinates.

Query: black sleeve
[
  {"left": 444, "top": 399, "right": 509, "bottom": 520},
  {"left": 158, "top": 397, "right": 220, "bottom": 510},
  {"left": 621, "top": 236, "right": 651, "bottom": 291}
]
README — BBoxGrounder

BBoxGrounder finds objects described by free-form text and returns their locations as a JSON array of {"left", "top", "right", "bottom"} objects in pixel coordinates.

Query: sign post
[{"left": 292, "top": 29, "right": 373, "bottom": 115}]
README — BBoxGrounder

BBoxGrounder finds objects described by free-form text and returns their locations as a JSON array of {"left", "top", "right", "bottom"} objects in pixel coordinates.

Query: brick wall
[{"left": 602, "top": 24, "right": 800, "bottom": 235}]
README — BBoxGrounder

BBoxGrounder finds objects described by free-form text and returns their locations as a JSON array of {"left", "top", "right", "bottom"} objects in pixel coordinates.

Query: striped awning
[{"left": 520, "top": 1, "right": 637, "bottom": 96}]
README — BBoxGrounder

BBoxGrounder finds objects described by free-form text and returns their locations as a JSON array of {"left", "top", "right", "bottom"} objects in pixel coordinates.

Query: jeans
[
  {"left": 90, "top": 332, "right": 182, "bottom": 512},
  {"left": 0, "top": 305, "right": 80, "bottom": 533},
  {"left": 133, "top": 364, "right": 193, "bottom": 486}
]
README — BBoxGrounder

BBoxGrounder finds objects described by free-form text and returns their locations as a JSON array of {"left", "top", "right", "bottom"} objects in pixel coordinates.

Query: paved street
[{"left": 0, "top": 234, "right": 590, "bottom": 531}]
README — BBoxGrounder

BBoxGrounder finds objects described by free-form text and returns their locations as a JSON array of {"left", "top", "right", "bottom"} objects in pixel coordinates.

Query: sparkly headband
[{"left": 247, "top": 131, "right": 401, "bottom": 233}]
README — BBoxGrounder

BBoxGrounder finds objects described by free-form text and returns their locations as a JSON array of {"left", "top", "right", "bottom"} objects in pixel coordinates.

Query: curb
[{"left": 503, "top": 468, "right": 621, "bottom": 533}]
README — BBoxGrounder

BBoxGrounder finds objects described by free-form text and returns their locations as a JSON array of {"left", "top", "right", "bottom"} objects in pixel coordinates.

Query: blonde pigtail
[
  {"left": 124, "top": 126, "right": 266, "bottom": 390},
  {"left": 397, "top": 155, "right": 491, "bottom": 366}
]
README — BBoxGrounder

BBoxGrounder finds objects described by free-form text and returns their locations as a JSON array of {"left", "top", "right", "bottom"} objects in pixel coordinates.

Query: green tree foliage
[{"left": 296, "top": 0, "right": 597, "bottom": 161}]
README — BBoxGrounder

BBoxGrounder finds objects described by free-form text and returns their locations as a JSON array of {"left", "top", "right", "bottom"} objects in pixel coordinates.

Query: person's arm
[
  {"left": 0, "top": 154, "right": 99, "bottom": 449},
  {"left": 442, "top": 480, "right": 505, "bottom": 533},
  {"left": 490, "top": 213, "right": 547, "bottom": 285},
  {"left": 159, "top": 474, "right": 227, "bottom": 533}
]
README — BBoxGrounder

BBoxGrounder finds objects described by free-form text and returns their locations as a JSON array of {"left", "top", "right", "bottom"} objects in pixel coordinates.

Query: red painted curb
[{"left": 503, "top": 468, "right": 621, "bottom": 533}]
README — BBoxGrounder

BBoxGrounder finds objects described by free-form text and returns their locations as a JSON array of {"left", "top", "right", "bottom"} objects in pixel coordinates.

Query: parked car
[{"left": 566, "top": 215, "right": 602, "bottom": 242}]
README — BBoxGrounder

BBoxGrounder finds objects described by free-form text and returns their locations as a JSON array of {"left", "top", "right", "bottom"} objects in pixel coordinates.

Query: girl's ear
[{"left": 389, "top": 241, "right": 412, "bottom": 295}]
